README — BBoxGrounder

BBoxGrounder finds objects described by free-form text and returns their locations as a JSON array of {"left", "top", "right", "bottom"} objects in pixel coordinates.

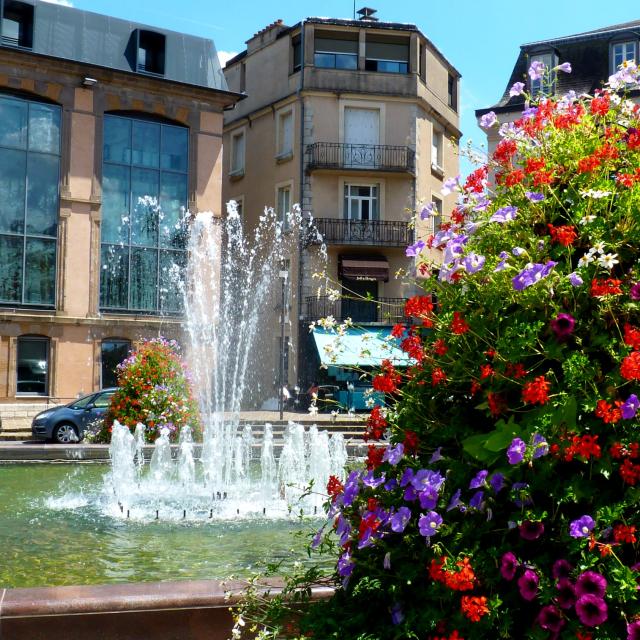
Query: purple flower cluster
[{"left": 512, "top": 260, "right": 557, "bottom": 291}]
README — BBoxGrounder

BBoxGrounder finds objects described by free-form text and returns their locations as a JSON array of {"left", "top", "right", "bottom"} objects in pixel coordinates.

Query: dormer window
[
  {"left": 611, "top": 41, "right": 636, "bottom": 74},
  {"left": 530, "top": 52, "right": 555, "bottom": 97},
  {"left": 1, "top": 1, "right": 33, "bottom": 49},
  {"left": 137, "top": 30, "right": 165, "bottom": 75},
  {"left": 365, "top": 35, "right": 410, "bottom": 74}
]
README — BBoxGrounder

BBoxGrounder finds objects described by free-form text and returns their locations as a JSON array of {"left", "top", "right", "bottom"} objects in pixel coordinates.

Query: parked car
[{"left": 31, "top": 389, "right": 116, "bottom": 443}]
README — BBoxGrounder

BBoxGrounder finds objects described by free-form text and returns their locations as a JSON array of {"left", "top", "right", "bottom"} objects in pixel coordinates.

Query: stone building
[
  {"left": 222, "top": 10, "right": 460, "bottom": 405},
  {"left": 0, "top": 0, "right": 238, "bottom": 430}
]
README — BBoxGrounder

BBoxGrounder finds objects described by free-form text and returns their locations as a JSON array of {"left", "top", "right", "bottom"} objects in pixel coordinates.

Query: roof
[
  {"left": 4, "top": 0, "right": 229, "bottom": 92},
  {"left": 476, "top": 18, "right": 640, "bottom": 117}
]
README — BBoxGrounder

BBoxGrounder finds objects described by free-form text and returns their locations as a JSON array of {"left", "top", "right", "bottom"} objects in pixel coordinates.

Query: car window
[
  {"left": 93, "top": 392, "right": 114, "bottom": 408},
  {"left": 69, "top": 394, "right": 96, "bottom": 410}
]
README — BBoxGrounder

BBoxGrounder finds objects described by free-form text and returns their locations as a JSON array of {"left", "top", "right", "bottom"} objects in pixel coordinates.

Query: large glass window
[
  {"left": 17, "top": 336, "right": 49, "bottom": 396},
  {"left": 344, "top": 184, "right": 379, "bottom": 221},
  {"left": 101, "top": 339, "right": 131, "bottom": 388},
  {"left": 0, "top": 95, "right": 60, "bottom": 307},
  {"left": 314, "top": 34, "right": 358, "bottom": 70},
  {"left": 100, "top": 114, "right": 188, "bottom": 313},
  {"left": 277, "top": 185, "right": 291, "bottom": 225},
  {"left": 611, "top": 41, "right": 636, "bottom": 74},
  {"left": 365, "top": 38, "right": 410, "bottom": 74}
]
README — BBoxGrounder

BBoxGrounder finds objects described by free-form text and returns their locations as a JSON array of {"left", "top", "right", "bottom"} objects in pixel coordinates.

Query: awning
[
  {"left": 339, "top": 258, "right": 389, "bottom": 282},
  {"left": 312, "top": 327, "right": 412, "bottom": 367}
]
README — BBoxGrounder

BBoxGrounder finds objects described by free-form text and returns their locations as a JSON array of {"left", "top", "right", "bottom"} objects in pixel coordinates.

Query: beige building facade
[
  {"left": 0, "top": 0, "right": 238, "bottom": 418},
  {"left": 222, "top": 13, "right": 460, "bottom": 402}
]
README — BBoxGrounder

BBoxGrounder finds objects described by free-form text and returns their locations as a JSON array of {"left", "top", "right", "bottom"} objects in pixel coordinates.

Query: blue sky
[{"left": 48, "top": 0, "right": 639, "bottom": 176}]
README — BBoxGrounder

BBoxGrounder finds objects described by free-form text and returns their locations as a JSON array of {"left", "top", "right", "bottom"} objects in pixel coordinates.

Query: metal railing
[
  {"left": 307, "top": 142, "right": 415, "bottom": 173},
  {"left": 310, "top": 217, "right": 411, "bottom": 247},
  {"left": 306, "top": 296, "right": 408, "bottom": 324}
]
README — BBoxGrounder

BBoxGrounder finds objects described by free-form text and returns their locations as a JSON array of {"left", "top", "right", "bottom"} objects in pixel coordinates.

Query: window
[
  {"left": 448, "top": 73, "right": 457, "bottom": 111},
  {"left": 292, "top": 37, "right": 302, "bottom": 73},
  {"left": 1, "top": 1, "right": 33, "bottom": 49},
  {"left": 431, "top": 196, "right": 443, "bottom": 235},
  {"left": 314, "top": 33, "right": 358, "bottom": 70},
  {"left": 530, "top": 52, "right": 555, "bottom": 97},
  {"left": 431, "top": 128, "right": 443, "bottom": 171},
  {"left": 365, "top": 37, "right": 409, "bottom": 74},
  {"left": 100, "top": 114, "right": 189, "bottom": 313},
  {"left": 230, "top": 130, "right": 245, "bottom": 175},
  {"left": 344, "top": 184, "right": 379, "bottom": 221},
  {"left": 277, "top": 110, "right": 293, "bottom": 158},
  {"left": 0, "top": 95, "right": 60, "bottom": 307},
  {"left": 101, "top": 339, "right": 131, "bottom": 388},
  {"left": 277, "top": 185, "right": 291, "bottom": 225},
  {"left": 93, "top": 391, "right": 115, "bottom": 408},
  {"left": 17, "top": 336, "right": 49, "bottom": 396},
  {"left": 137, "top": 30, "right": 166, "bottom": 75},
  {"left": 240, "top": 62, "right": 246, "bottom": 93},
  {"left": 611, "top": 41, "right": 636, "bottom": 74}
]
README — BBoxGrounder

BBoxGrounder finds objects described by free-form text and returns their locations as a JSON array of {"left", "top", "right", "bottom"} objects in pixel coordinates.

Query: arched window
[
  {"left": 100, "top": 113, "right": 188, "bottom": 313},
  {"left": 17, "top": 335, "right": 50, "bottom": 396},
  {"left": 0, "top": 94, "right": 61, "bottom": 307},
  {"left": 100, "top": 339, "right": 131, "bottom": 388}
]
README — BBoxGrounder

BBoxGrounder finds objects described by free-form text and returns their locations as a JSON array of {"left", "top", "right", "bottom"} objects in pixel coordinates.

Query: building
[
  {"left": 222, "top": 9, "right": 460, "bottom": 406},
  {"left": 0, "top": 0, "right": 239, "bottom": 423},
  {"left": 476, "top": 19, "right": 640, "bottom": 155}
]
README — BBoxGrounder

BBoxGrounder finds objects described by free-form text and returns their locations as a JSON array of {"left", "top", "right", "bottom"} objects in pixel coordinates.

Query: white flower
[
  {"left": 580, "top": 189, "right": 612, "bottom": 199},
  {"left": 579, "top": 215, "right": 597, "bottom": 225},
  {"left": 592, "top": 241, "right": 606, "bottom": 254},
  {"left": 598, "top": 253, "right": 619, "bottom": 270},
  {"left": 578, "top": 253, "right": 595, "bottom": 268}
]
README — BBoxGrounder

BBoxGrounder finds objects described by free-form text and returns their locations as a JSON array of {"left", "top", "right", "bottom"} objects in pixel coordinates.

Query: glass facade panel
[
  {"left": 17, "top": 337, "right": 48, "bottom": 396},
  {"left": 0, "top": 235, "right": 22, "bottom": 302},
  {"left": 101, "top": 340, "right": 130, "bottom": 388},
  {"left": 24, "top": 238, "right": 55, "bottom": 305},
  {"left": 26, "top": 153, "right": 58, "bottom": 236},
  {"left": 159, "top": 249, "right": 186, "bottom": 312},
  {"left": 0, "top": 94, "right": 60, "bottom": 308},
  {"left": 101, "top": 114, "right": 188, "bottom": 313}
]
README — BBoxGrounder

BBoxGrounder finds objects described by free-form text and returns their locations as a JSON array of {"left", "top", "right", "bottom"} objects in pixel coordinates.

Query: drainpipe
[{"left": 296, "top": 20, "right": 306, "bottom": 390}]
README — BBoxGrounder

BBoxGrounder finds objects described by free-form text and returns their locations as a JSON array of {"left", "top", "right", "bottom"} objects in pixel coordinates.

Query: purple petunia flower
[
  {"left": 383, "top": 443, "right": 405, "bottom": 466},
  {"left": 552, "top": 559, "right": 573, "bottom": 580},
  {"left": 337, "top": 551, "right": 354, "bottom": 578},
  {"left": 406, "top": 240, "right": 426, "bottom": 257},
  {"left": 391, "top": 506, "right": 411, "bottom": 533},
  {"left": 480, "top": 111, "right": 498, "bottom": 129},
  {"left": 519, "top": 520, "right": 545, "bottom": 541},
  {"left": 418, "top": 511, "right": 443, "bottom": 538},
  {"left": 576, "top": 571, "right": 607, "bottom": 599},
  {"left": 518, "top": 569, "right": 540, "bottom": 601},
  {"left": 399, "top": 467, "right": 414, "bottom": 487},
  {"left": 441, "top": 176, "right": 459, "bottom": 196},
  {"left": 420, "top": 202, "right": 435, "bottom": 220},
  {"left": 507, "top": 438, "right": 527, "bottom": 464},
  {"left": 570, "top": 515, "right": 595, "bottom": 538},
  {"left": 550, "top": 313, "right": 575, "bottom": 341},
  {"left": 622, "top": 394, "right": 640, "bottom": 420},
  {"left": 429, "top": 447, "right": 443, "bottom": 463},
  {"left": 628, "top": 620, "right": 640, "bottom": 640},
  {"left": 556, "top": 62, "right": 572, "bottom": 73},
  {"left": 630, "top": 282, "right": 640, "bottom": 300},
  {"left": 490, "top": 472, "right": 505, "bottom": 493},
  {"left": 532, "top": 433, "right": 549, "bottom": 458},
  {"left": 418, "top": 486, "right": 439, "bottom": 510},
  {"left": 412, "top": 469, "right": 445, "bottom": 492},
  {"left": 500, "top": 551, "right": 519, "bottom": 580},
  {"left": 529, "top": 60, "right": 546, "bottom": 81},
  {"left": 537, "top": 605, "right": 566, "bottom": 634},
  {"left": 511, "top": 482, "right": 532, "bottom": 507},
  {"left": 469, "top": 490, "right": 485, "bottom": 510},
  {"left": 510, "top": 81, "right": 525, "bottom": 97},
  {"left": 390, "top": 603, "right": 404, "bottom": 625},
  {"left": 494, "top": 259, "right": 509, "bottom": 272},
  {"left": 525, "top": 191, "right": 545, "bottom": 202},
  {"left": 576, "top": 594, "right": 608, "bottom": 627},
  {"left": 490, "top": 205, "right": 518, "bottom": 223},
  {"left": 446, "top": 489, "right": 462, "bottom": 512},
  {"left": 362, "top": 470, "right": 386, "bottom": 489},
  {"left": 569, "top": 272, "right": 584, "bottom": 287},
  {"left": 469, "top": 469, "right": 488, "bottom": 489},
  {"left": 342, "top": 471, "right": 360, "bottom": 506},
  {"left": 512, "top": 261, "right": 557, "bottom": 291},
  {"left": 555, "top": 578, "right": 576, "bottom": 609},
  {"left": 512, "top": 246, "right": 526, "bottom": 256},
  {"left": 463, "top": 253, "right": 486, "bottom": 274}
]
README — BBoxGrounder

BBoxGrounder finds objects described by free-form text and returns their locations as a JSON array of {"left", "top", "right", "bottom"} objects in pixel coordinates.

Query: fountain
[{"left": 103, "top": 203, "right": 348, "bottom": 521}]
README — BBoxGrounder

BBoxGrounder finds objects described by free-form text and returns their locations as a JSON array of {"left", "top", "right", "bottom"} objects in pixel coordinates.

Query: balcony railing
[
  {"left": 307, "top": 142, "right": 415, "bottom": 173},
  {"left": 310, "top": 218, "right": 411, "bottom": 247},
  {"left": 306, "top": 296, "right": 408, "bottom": 325}
]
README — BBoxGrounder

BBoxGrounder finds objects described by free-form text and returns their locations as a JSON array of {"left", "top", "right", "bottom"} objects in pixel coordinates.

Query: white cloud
[
  {"left": 41, "top": 0, "right": 73, "bottom": 5},
  {"left": 217, "top": 51, "right": 238, "bottom": 68}
]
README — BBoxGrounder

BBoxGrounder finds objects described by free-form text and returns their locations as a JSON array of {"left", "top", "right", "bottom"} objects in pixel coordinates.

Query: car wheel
[{"left": 53, "top": 422, "right": 79, "bottom": 444}]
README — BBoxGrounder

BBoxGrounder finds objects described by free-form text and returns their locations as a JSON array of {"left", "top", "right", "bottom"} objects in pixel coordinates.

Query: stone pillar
[{"left": 358, "top": 30, "right": 366, "bottom": 71}]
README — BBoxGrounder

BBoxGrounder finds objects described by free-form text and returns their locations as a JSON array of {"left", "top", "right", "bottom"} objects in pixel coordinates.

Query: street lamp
[{"left": 278, "top": 266, "right": 289, "bottom": 421}]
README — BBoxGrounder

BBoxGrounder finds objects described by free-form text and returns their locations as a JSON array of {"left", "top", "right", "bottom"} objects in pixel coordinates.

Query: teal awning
[{"left": 312, "top": 327, "right": 412, "bottom": 367}]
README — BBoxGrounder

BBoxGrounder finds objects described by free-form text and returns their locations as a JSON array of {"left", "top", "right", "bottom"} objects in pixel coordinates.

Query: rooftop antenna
[{"left": 356, "top": 7, "right": 378, "bottom": 21}]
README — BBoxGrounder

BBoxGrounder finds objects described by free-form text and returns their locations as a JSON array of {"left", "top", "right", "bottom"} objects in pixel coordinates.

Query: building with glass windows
[
  {"left": 222, "top": 11, "right": 460, "bottom": 405},
  {"left": 475, "top": 20, "right": 640, "bottom": 156},
  {"left": 0, "top": 0, "right": 239, "bottom": 426}
]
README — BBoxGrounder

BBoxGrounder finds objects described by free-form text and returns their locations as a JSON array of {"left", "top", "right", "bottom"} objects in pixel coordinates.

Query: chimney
[
  {"left": 356, "top": 7, "right": 378, "bottom": 22},
  {"left": 246, "top": 19, "right": 286, "bottom": 54}
]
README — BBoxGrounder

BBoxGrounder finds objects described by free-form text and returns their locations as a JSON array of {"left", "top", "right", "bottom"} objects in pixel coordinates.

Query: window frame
[
  {"left": 610, "top": 40, "right": 637, "bottom": 75},
  {"left": 1, "top": 1, "right": 34, "bottom": 49},
  {"left": 529, "top": 51, "right": 556, "bottom": 97},
  {"left": 430, "top": 195, "right": 443, "bottom": 235},
  {"left": 275, "top": 181, "right": 293, "bottom": 227},
  {"left": 0, "top": 93, "right": 61, "bottom": 309},
  {"left": 342, "top": 182, "right": 381, "bottom": 221},
  {"left": 229, "top": 127, "right": 246, "bottom": 177},
  {"left": 136, "top": 30, "right": 166, "bottom": 76},
  {"left": 448, "top": 73, "right": 458, "bottom": 112},
  {"left": 275, "top": 107, "right": 294, "bottom": 160},
  {"left": 431, "top": 126, "right": 444, "bottom": 173},
  {"left": 16, "top": 335, "right": 50, "bottom": 397},
  {"left": 100, "top": 338, "right": 131, "bottom": 388}
]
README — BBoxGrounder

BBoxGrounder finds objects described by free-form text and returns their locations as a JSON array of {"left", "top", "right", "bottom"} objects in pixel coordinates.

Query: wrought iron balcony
[
  {"left": 305, "top": 296, "right": 408, "bottom": 325},
  {"left": 310, "top": 218, "right": 411, "bottom": 247},
  {"left": 307, "top": 142, "right": 415, "bottom": 174}
]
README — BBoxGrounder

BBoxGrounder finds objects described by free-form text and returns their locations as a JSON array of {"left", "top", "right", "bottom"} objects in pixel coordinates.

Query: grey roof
[
  {"left": 4, "top": 0, "right": 229, "bottom": 92},
  {"left": 476, "top": 19, "right": 640, "bottom": 116}
]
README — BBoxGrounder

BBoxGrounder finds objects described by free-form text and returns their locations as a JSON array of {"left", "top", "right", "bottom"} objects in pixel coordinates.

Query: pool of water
[{"left": 0, "top": 463, "right": 322, "bottom": 589}]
